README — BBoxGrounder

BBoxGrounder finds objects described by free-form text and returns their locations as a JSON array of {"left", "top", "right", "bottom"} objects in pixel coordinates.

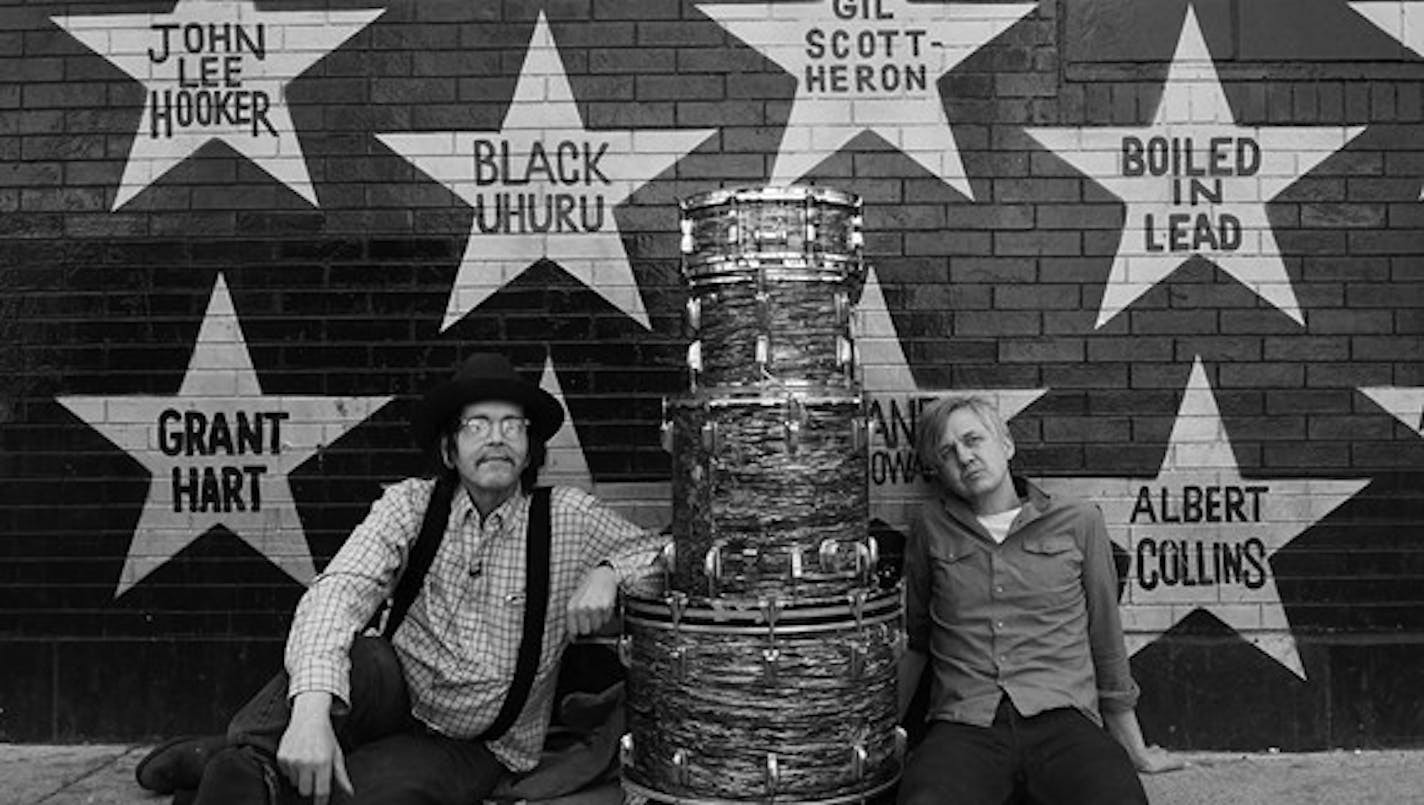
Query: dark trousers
[
  {"left": 897, "top": 698, "right": 1148, "bottom": 805},
  {"left": 224, "top": 635, "right": 507, "bottom": 805}
]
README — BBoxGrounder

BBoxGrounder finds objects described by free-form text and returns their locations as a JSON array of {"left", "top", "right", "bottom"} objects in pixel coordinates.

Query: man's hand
[
  {"left": 1134, "top": 744, "right": 1188, "bottom": 774},
  {"left": 567, "top": 563, "right": 618, "bottom": 636},
  {"left": 276, "top": 691, "right": 354, "bottom": 805}
]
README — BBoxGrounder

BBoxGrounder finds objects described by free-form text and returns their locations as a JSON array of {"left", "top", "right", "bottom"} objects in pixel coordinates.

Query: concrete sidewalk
[{"left": 4, "top": 743, "right": 1423, "bottom": 804}]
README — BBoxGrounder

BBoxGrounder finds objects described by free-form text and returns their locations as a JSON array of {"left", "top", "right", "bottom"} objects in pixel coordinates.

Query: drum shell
[
  {"left": 666, "top": 392, "right": 870, "bottom": 599},
  {"left": 622, "top": 591, "right": 902, "bottom": 803},
  {"left": 684, "top": 259, "right": 859, "bottom": 391},
  {"left": 680, "top": 185, "right": 863, "bottom": 268}
]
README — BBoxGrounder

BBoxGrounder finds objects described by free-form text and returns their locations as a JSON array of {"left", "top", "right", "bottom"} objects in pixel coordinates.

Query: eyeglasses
[{"left": 457, "top": 416, "right": 530, "bottom": 441}]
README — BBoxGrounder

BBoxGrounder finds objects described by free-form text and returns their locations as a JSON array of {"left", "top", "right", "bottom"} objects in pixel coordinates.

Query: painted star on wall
[
  {"left": 56, "top": 275, "right": 393, "bottom": 597},
  {"left": 52, "top": 0, "right": 383, "bottom": 210},
  {"left": 1362, "top": 386, "right": 1424, "bottom": 437},
  {"left": 1037, "top": 357, "right": 1369, "bottom": 679},
  {"left": 698, "top": 0, "right": 1035, "bottom": 197},
  {"left": 858, "top": 265, "right": 1047, "bottom": 530},
  {"left": 535, "top": 356, "right": 593, "bottom": 491},
  {"left": 1024, "top": 6, "right": 1365, "bottom": 328},
  {"left": 1352, "top": 1, "right": 1424, "bottom": 56},
  {"left": 1352, "top": 1, "right": 1424, "bottom": 199},
  {"left": 377, "top": 13, "right": 714, "bottom": 332}
]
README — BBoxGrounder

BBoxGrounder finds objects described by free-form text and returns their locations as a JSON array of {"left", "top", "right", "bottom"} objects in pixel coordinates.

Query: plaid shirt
[{"left": 285, "top": 478, "right": 663, "bottom": 772}]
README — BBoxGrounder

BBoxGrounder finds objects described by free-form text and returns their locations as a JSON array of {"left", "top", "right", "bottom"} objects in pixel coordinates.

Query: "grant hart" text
[{"left": 158, "top": 409, "right": 288, "bottom": 513}]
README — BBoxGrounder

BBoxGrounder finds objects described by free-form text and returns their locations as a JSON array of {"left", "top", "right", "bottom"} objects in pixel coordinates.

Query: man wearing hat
[{"left": 137, "top": 353, "right": 664, "bottom": 805}]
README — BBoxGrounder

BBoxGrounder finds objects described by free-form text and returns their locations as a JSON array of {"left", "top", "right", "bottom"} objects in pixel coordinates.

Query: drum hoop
[
  {"left": 684, "top": 267, "right": 861, "bottom": 288},
  {"left": 622, "top": 770, "right": 899, "bottom": 805},
  {"left": 680, "top": 185, "right": 860, "bottom": 211},
  {"left": 624, "top": 589, "right": 898, "bottom": 632},
  {"left": 667, "top": 391, "right": 863, "bottom": 408},
  {"left": 683, "top": 254, "right": 863, "bottom": 273}
]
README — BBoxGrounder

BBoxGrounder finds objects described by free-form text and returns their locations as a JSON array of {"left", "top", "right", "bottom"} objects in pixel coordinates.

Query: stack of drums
[{"left": 620, "top": 186, "right": 906, "bottom": 804}]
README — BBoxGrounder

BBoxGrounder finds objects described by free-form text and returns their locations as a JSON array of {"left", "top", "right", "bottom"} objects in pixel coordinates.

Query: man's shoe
[
  {"left": 136, "top": 735, "right": 229, "bottom": 793},
  {"left": 191, "top": 746, "right": 281, "bottom": 805}
]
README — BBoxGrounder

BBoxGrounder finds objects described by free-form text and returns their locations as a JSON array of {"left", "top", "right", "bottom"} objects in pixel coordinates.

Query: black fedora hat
[{"left": 412, "top": 353, "right": 564, "bottom": 451}]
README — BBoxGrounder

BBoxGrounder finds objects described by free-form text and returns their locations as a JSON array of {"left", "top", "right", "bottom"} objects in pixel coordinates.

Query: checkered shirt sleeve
[{"left": 285, "top": 478, "right": 664, "bottom": 772}]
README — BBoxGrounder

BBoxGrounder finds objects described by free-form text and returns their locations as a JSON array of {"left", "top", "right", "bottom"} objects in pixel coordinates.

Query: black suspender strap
[
  {"left": 378, "top": 480, "right": 553, "bottom": 743},
  {"left": 478, "top": 485, "right": 552, "bottom": 742},
  {"left": 382, "top": 473, "right": 458, "bottom": 640}
]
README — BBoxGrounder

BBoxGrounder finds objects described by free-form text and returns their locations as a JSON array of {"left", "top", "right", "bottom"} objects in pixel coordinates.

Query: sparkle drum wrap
[
  {"left": 664, "top": 391, "right": 872, "bottom": 599},
  {"left": 683, "top": 260, "right": 860, "bottom": 391},
  {"left": 680, "top": 185, "right": 863, "bottom": 270},
  {"left": 623, "top": 185, "right": 901, "bottom": 804},
  {"left": 620, "top": 591, "right": 906, "bottom": 804}
]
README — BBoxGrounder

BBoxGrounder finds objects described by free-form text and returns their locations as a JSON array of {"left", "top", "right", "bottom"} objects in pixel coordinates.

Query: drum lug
[
  {"left": 660, "top": 419, "right": 673, "bottom": 453},
  {"left": 848, "top": 588, "right": 867, "bottom": 630},
  {"left": 686, "top": 340, "right": 702, "bottom": 374},
  {"left": 857, "top": 538, "right": 879, "bottom": 584},
  {"left": 703, "top": 544, "right": 722, "bottom": 594},
  {"left": 762, "top": 646, "right": 781, "bottom": 684},
  {"left": 849, "top": 641, "right": 867, "bottom": 679},
  {"left": 755, "top": 334, "right": 769, "bottom": 369},
  {"left": 789, "top": 542, "right": 805, "bottom": 579},
  {"left": 851, "top": 743, "right": 869, "bottom": 781},
  {"left": 891, "top": 628, "right": 907, "bottom": 661},
  {"left": 659, "top": 541, "right": 676, "bottom": 590},
  {"left": 850, "top": 213, "right": 864, "bottom": 249},
  {"left": 679, "top": 217, "right": 694, "bottom": 254},
  {"left": 783, "top": 396, "right": 805, "bottom": 454},
  {"left": 617, "top": 634, "right": 634, "bottom": 668},
  {"left": 673, "top": 748, "right": 691, "bottom": 786},
  {"left": 620, "top": 732, "right": 634, "bottom": 767},
  {"left": 894, "top": 726, "right": 908, "bottom": 763},
  {"left": 764, "top": 752, "right": 781, "bottom": 796},
  {"left": 837, "top": 334, "right": 854, "bottom": 368},
  {"left": 672, "top": 645, "right": 688, "bottom": 682},
  {"left": 685, "top": 296, "right": 701, "bottom": 331},
  {"left": 700, "top": 421, "right": 717, "bottom": 453},
  {"left": 853, "top": 416, "right": 871, "bottom": 451},
  {"left": 835, "top": 290, "right": 849, "bottom": 324}
]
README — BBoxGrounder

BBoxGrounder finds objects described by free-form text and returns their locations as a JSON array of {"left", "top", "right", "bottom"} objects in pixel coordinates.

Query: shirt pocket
[
  {"left": 927, "top": 544, "right": 979, "bottom": 616},
  {"left": 1018, "top": 534, "right": 1083, "bottom": 597}
]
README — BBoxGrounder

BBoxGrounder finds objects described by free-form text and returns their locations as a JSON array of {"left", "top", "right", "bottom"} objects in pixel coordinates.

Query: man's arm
[
  {"left": 1078, "top": 505, "right": 1183, "bottom": 773},
  {"left": 279, "top": 480, "right": 423, "bottom": 802},
  {"left": 1103, "top": 708, "right": 1187, "bottom": 773},
  {"left": 898, "top": 648, "right": 928, "bottom": 723}
]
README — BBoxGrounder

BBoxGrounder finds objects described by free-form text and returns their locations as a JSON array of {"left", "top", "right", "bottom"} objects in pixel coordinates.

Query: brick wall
[{"left": 1, "top": 0, "right": 1421, "bottom": 749}]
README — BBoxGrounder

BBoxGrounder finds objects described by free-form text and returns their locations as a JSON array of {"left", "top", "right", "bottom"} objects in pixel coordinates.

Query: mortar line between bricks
[{"left": 33, "top": 744, "right": 146, "bottom": 803}]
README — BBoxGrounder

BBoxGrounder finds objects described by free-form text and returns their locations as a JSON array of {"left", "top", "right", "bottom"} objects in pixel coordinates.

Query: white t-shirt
[{"left": 977, "top": 506, "right": 1022, "bottom": 544}]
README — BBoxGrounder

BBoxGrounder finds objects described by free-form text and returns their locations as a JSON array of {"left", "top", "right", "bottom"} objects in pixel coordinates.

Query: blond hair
[{"left": 915, "top": 395, "right": 1011, "bottom": 473}]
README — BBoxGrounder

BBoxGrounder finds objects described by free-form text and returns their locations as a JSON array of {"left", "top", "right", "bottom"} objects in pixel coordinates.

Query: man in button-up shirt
[
  {"left": 897, "top": 395, "right": 1180, "bottom": 805},
  {"left": 141, "top": 354, "right": 663, "bottom": 805}
]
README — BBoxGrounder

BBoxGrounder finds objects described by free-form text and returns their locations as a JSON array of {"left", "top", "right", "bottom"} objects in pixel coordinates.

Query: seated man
[
  {"left": 137, "top": 353, "right": 663, "bottom": 805},
  {"left": 898, "top": 395, "right": 1181, "bottom": 805}
]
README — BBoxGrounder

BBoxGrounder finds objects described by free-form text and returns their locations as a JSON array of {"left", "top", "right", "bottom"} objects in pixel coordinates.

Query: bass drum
[{"left": 620, "top": 589, "right": 905, "bottom": 804}]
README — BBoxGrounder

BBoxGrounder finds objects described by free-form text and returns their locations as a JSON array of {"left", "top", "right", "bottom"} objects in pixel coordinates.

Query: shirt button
[{"left": 996, "top": 621, "right": 1005, "bottom": 629}]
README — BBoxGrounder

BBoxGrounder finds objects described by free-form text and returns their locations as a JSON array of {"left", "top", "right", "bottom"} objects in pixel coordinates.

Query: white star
[
  {"left": 698, "top": 0, "right": 1034, "bottom": 197},
  {"left": 535, "top": 356, "right": 594, "bottom": 491},
  {"left": 1352, "top": 1, "right": 1424, "bottom": 199},
  {"left": 858, "top": 265, "right": 1047, "bottom": 530},
  {"left": 377, "top": 13, "right": 714, "bottom": 332},
  {"left": 1362, "top": 386, "right": 1424, "bottom": 437},
  {"left": 56, "top": 275, "right": 392, "bottom": 597},
  {"left": 1352, "top": 1, "right": 1424, "bottom": 56},
  {"left": 1024, "top": 7, "right": 1366, "bottom": 328},
  {"left": 1037, "top": 357, "right": 1369, "bottom": 679},
  {"left": 52, "top": 1, "right": 383, "bottom": 210}
]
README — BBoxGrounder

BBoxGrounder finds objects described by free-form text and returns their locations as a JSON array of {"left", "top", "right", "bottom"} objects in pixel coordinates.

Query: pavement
[{"left": 4, "top": 743, "right": 1424, "bottom": 804}]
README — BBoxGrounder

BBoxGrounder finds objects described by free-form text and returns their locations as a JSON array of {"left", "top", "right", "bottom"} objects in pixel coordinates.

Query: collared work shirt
[
  {"left": 904, "top": 478, "right": 1139, "bottom": 728},
  {"left": 286, "top": 479, "right": 663, "bottom": 772}
]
